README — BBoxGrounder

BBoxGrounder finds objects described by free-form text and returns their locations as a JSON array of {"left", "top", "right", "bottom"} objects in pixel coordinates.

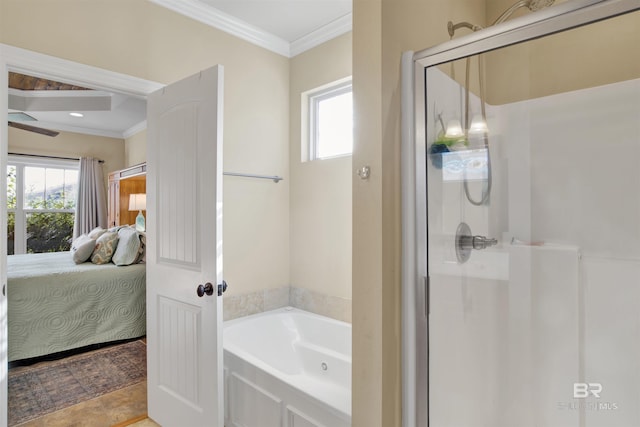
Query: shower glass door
[{"left": 425, "top": 9, "right": 640, "bottom": 427}]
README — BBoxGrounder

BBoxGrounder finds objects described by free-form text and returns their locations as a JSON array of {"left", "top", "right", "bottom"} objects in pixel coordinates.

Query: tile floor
[
  {"left": 128, "top": 419, "right": 160, "bottom": 427},
  {"left": 13, "top": 381, "right": 148, "bottom": 427}
]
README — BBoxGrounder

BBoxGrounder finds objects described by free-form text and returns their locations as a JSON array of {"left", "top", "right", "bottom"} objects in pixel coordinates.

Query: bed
[{"left": 7, "top": 251, "right": 146, "bottom": 362}]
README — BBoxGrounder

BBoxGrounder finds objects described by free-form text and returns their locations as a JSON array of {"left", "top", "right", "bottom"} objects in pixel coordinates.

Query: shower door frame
[{"left": 401, "top": 0, "right": 640, "bottom": 426}]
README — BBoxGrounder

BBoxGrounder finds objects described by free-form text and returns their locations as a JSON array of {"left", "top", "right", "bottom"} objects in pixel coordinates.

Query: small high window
[{"left": 305, "top": 78, "right": 353, "bottom": 161}]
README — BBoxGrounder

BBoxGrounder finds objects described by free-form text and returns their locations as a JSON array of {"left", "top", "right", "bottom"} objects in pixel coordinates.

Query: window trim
[{"left": 305, "top": 77, "right": 353, "bottom": 162}]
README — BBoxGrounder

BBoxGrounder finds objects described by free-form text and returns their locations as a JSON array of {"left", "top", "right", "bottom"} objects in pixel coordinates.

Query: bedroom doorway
[{"left": 0, "top": 44, "right": 165, "bottom": 427}]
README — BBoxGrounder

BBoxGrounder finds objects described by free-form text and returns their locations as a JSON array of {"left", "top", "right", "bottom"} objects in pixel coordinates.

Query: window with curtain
[{"left": 7, "top": 156, "right": 79, "bottom": 255}]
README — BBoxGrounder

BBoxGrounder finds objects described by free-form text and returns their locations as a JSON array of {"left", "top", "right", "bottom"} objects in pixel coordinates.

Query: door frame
[
  {"left": 401, "top": 0, "right": 640, "bottom": 425},
  {"left": 0, "top": 43, "right": 164, "bottom": 427}
]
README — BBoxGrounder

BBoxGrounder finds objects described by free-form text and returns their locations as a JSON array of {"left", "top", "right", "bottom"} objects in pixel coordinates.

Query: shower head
[
  {"left": 492, "top": 0, "right": 555, "bottom": 25},
  {"left": 528, "top": 0, "right": 555, "bottom": 11}
]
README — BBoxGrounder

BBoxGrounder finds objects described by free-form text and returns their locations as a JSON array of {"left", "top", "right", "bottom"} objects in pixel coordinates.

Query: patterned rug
[{"left": 8, "top": 340, "right": 146, "bottom": 426}]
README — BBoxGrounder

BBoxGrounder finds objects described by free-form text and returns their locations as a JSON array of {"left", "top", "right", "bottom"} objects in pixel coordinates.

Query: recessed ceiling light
[{"left": 69, "top": 112, "right": 84, "bottom": 118}]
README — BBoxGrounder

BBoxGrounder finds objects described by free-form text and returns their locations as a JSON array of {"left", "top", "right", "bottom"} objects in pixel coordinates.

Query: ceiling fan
[{"left": 8, "top": 112, "right": 60, "bottom": 137}]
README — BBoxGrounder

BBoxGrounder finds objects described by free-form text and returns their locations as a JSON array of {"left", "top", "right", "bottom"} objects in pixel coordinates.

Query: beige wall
[
  {"left": 352, "top": 0, "right": 485, "bottom": 425},
  {"left": 8, "top": 127, "right": 125, "bottom": 188},
  {"left": 289, "top": 33, "right": 352, "bottom": 302},
  {"left": 1, "top": 0, "right": 291, "bottom": 297},
  {"left": 485, "top": 10, "right": 640, "bottom": 105},
  {"left": 124, "top": 130, "right": 146, "bottom": 167}
]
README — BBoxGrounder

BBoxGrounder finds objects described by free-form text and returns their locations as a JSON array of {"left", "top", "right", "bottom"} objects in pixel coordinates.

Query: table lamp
[{"left": 129, "top": 193, "right": 146, "bottom": 232}]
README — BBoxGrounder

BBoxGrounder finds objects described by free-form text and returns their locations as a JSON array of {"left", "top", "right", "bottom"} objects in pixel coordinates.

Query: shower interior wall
[{"left": 427, "top": 10, "right": 640, "bottom": 426}]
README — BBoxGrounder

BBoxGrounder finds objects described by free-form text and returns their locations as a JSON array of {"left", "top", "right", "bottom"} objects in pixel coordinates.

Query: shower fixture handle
[
  {"left": 470, "top": 235, "right": 498, "bottom": 250},
  {"left": 455, "top": 222, "right": 498, "bottom": 263}
]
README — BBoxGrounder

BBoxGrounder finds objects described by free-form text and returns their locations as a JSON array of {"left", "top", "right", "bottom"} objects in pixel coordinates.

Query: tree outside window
[{"left": 7, "top": 160, "right": 78, "bottom": 254}]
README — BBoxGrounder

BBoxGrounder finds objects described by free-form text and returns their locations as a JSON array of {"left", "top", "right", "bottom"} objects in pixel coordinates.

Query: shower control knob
[
  {"left": 197, "top": 282, "right": 214, "bottom": 297},
  {"left": 455, "top": 222, "right": 499, "bottom": 264},
  {"left": 471, "top": 235, "right": 498, "bottom": 250}
]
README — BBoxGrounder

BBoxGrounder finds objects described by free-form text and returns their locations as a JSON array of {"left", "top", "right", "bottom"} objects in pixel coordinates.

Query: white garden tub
[{"left": 224, "top": 307, "right": 351, "bottom": 427}]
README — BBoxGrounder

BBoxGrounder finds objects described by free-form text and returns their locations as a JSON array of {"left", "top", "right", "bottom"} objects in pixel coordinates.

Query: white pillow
[
  {"left": 88, "top": 226, "right": 107, "bottom": 240},
  {"left": 70, "top": 234, "right": 96, "bottom": 264},
  {"left": 112, "top": 227, "right": 142, "bottom": 266}
]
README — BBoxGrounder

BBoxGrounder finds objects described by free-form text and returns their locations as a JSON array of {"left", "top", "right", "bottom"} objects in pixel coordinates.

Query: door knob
[
  {"left": 217, "top": 280, "right": 228, "bottom": 296},
  {"left": 197, "top": 282, "right": 214, "bottom": 297}
]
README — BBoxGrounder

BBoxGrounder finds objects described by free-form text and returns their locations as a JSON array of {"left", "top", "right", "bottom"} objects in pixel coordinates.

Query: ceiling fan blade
[{"left": 8, "top": 121, "right": 60, "bottom": 137}]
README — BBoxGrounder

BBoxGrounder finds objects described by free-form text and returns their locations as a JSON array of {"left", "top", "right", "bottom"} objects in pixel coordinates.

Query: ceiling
[
  {"left": 8, "top": 72, "right": 147, "bottom": 139},
  {"left": 7, "top": 2, "right": 351, "bottom": 139}
]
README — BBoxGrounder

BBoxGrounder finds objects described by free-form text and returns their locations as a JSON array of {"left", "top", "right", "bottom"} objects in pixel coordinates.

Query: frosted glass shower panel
[{"left": 426, "top": 11, "right": 640, "bottom": 427}]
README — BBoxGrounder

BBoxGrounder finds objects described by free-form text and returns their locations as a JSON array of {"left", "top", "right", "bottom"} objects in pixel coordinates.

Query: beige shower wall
[
  {"left": 289, "top": 33, "right": 352, "bottom": 308},
  {"left": 1, "top": 0, "right": 290, "bottom": 297},
  {"left": 485, "top": 2, "right": 640, "bottom": 105}
]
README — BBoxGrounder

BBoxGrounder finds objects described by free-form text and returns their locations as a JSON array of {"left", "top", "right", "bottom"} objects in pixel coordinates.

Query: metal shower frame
[{"left": 401, "top": 1, "right": 640, "bottom": 426}]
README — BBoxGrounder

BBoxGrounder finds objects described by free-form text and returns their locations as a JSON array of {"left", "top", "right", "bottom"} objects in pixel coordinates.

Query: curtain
[{"left": 73, "top": 157, "right": 108, "bottom": 238}]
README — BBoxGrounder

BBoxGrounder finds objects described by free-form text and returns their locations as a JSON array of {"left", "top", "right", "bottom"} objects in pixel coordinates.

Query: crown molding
[
  {"left": 26, "top": 121, "right": 126, "bottom": 139},
  {"left": 150, "top": 0, "right": 352, "bottom": 58},
  {"left": 150, "top": 0, "right": 291, "bottom": 57},
  {"left": 290, "top": 13, "right": 352, "bottom": 57},
  {"left": 123, "top": 120, "right": 148, "bottom": 139}
]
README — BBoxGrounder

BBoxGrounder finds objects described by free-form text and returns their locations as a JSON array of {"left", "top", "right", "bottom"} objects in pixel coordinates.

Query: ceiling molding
[
  {"left": 123, "top": 120, "right": 148, "bottom": 139},
  {"left": 150, "top": 0, "right": 291, "bottom": 57},
  {"left": 149, "top": 0, "right": 352, "bottom": 58},
  {"left": 290, "top": 14, "right": 352, "bottom": 57},
  {"left": 23, "top": 120, "right": 126, "bottom": 139}
]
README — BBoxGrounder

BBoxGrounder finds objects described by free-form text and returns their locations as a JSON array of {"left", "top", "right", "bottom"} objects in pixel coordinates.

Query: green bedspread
[{"left": 7, "top": 251, "right": 146, "bottom": 362}]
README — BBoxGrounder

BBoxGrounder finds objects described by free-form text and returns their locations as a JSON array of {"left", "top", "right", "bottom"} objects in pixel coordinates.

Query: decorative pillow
[
  {"left": 70, "top": 234, "right": 96, "bottom": 264},
  {"left": 88, "top": 226, "right": 107, "bottom": 240},
  {"left": 91, "top": 231, "right": 119, "bottom": 264},
  {"left": 112, "top": 227, "right": 142, "bottom": 266}
]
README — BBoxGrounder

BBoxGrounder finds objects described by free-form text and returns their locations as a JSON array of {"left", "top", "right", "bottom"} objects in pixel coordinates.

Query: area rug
[{"left": 8, "top": 339, "right": 146, "bottom": 426}]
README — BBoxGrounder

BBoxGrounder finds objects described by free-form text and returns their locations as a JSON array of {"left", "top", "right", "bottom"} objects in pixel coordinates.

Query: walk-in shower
[{"left": 402, "top": 1, "right": 640, "bottom": 426}]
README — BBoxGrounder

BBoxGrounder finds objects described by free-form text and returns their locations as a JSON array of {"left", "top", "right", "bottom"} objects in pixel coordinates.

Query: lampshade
[{"left": 129, "top": 194, "right": 146, "bottom": 211}]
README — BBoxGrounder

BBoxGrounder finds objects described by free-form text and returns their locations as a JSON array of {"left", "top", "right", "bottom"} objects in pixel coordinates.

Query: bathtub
[{"left": 224, "top": 307, "right": 352, "bottom": 427}]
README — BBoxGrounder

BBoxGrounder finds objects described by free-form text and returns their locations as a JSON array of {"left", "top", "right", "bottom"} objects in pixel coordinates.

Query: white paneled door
[{"left": 146, "top": 66, "right": 224, "bottom": 426}]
